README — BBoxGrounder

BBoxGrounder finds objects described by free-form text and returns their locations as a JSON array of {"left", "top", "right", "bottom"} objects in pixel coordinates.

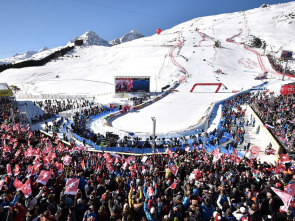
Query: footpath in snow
[{"left": 219, "top": 105, "right": 277, "bottom": 164}]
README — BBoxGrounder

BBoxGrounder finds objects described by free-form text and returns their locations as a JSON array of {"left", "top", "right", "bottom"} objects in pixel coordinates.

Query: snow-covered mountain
[
  {"left": 109, "top": 30, "right": 144, "bottom": 45},
  {"left": 0, "top": 51, "right": 38, "bottom": 65},
  {"left": 67, "top": 30, "right": 111, "bottom": 47},
  {"left": 0, "top": 30, "right": 145, "bottom": 65}
]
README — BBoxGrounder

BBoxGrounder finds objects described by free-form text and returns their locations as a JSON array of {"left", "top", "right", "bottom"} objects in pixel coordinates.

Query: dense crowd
[
  {"left": 31, "top": 100, "right": 96, "bottom": 125},
  {"left": 251, "top": 91, "right": 295, "bottom": 153},
  {"left": 1, "top": 91, "right": 295, "bottom": 221},
  {"left": 267, "top": 55, "right": 295, "bottom": 76},
  {"left": 71, "top": 105, "right": 108, "bottom": 146}
]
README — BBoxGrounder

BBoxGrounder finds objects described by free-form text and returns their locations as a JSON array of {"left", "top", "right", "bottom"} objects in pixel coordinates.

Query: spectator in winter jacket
[
  {"left": 144, "top": 200, "right": 157, "bottom": 221},
  {"left": 200, "top": 198, "right": 215, "bottom": 221}
]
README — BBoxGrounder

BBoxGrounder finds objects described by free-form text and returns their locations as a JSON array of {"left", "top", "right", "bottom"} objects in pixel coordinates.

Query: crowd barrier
[{"left": 15, "top": 92, "right": 112, "bottom": 100}]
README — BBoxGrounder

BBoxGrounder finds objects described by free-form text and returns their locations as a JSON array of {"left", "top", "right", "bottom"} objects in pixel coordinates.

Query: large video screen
[{"left": 115, "top": 77, "right": 150, "bottom": 93}]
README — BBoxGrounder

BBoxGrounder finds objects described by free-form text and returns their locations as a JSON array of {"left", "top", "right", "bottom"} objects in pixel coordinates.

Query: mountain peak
[
  {"left": 109, "top": 30, "right": 144, "bottom": 45},
  {"left": 67, "top": 30, "right": 111, "bottom": 47}
]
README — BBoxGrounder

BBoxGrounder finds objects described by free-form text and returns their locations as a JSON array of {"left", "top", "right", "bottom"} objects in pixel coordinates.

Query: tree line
[{"left": 0, "top": 46, "right": 74, "bottom": 73}]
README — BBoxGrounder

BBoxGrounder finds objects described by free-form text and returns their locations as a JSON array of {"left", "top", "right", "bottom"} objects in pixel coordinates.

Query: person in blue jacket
[
  {"left": 144, "top": 200, "right": 157, "bottom": 221},
  {"left": 200, "top": 198, "right": 215, "bottom": 221}
]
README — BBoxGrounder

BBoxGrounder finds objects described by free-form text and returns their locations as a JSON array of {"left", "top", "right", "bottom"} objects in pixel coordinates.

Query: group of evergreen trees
[{"left": 0, "top": 46, "right": 74, "bottom": 73}]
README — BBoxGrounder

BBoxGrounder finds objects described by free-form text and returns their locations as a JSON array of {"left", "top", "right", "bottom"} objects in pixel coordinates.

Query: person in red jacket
[{"left": 6, "top": 203, "right": 25, "bottom": 221}]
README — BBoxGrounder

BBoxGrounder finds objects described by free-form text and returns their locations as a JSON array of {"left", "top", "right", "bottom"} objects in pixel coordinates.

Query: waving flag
[
  {"left": 271, "top": 187, "right": 292, "bottom": 212},
  {"left": 6, "top": 164, "right": 12, "bottom": 176},
  {"left": 21, "top": 179, "right": 32, "bottom": 198},
  {"left": 13, "top": 178, "right": 23, "bottom": 191},
  {"left": 64, "top": 178, "right": 79, "bottom": 195},
  {"left": 250, "top": 146, "right": 260, "bottom": 159},
  {"left": 122, "top": 162, "right": 128, "bottom": 170},
  {"left": 169, "top": 180, "right": 178, "bottom": 189},
  {"left": 141, "top": 156, "right": 148, "bottom": 163},
  {"left": 266, "top": 149, "right": 276, "bottom": 155},
  {"left": 43, "top": 156, "right": 50, "bottom": 166},
  {"left": 275, "top": 165, "right": 285, "bottom": 174},
  {"left": 234, "top": 157, "right": 242, "bottom": 165},
  {"left": 107, "top": 163, "right": 114, "bottom": 173},
  {"left": 169, "top": 165, "right": 178, "bottom": 176},
  {"left": 264, "top": 124, "right": 274, "bottom": 129},
  {"left": 0, "top": 180, "right": 4, "bottom": 190},
  {"left": 280, "top": 154, "right": 290, "bottom": 163},
  {"left": 284, "top": 183, "right": 295, "bottom": 197},
  {"left": 103, "top": 153, "right": 110, "bottom": 159},
  {"left": 26, "top": 147, "right": 34, "bottom": 157},
  {"left": 192, "top": 168, "right": 200, "bottom": 176},
  {"left": 36, "top": 170, "right": 51, "bottom": 185},
  {"left": 55, "top": 162, "right": 63, "bottom": 173},
  {"left": 127, "top": 156, "right": 135, "bottom": 163},
  {"left": 62, "top": 155, "right": 72, "bottom": 166},
  {"left": 14, "top": 164, "right": 20, "bottom": 176}
]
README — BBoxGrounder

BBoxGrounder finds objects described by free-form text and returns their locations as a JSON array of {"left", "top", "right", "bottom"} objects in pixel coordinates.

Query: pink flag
[
  {"left": 192, "top": 168, "right": 200, "bottom": 176},
  {"left": 169, "top": 165, "right": 178, "bottom": 176},
  {"left": 13, "top": 178, "right": 23, "bottom": 191},
  {"left": 103, "top": 153, "right": 110, "bottom": 159},
  {"left": 250, "top": 146, "right": 260, "bottom": 158},
  {"left": 36, "top": 170, "right": 51, "bottom": 185},
  {"left": 55, "top": 162, "right": 63, "bottom": 173},
  {"left": 62, "top": 155, "right": 72, "bottom": 166},
  {"left": 107, "top": 163, "right": 114, "bottom": 173},
  {"left": 0, "top": 180, "right": 4, "bottom": 190},
  {"left": 271, "top": 187, "right": 292, "bottom": 210},
  {"left": 64, "top": 178, "right": 79, "bottom": 195},
  {"left": 14, "top": 164, "right": 20, "bottom": 176},
  {"left": 185, "top": 146, "right": 190, "bottom": 152},
  {"left": 7, "top": 164, "right": 12, "bottom": 176},
  {"left": 122, "top": 162, "right": 128, "bottom": 170},
  {"left": 127, "top": 156, "right": 135, "bottom": 163},
  {"left": 284, "top": 183, "right": 295, "bottom": 196},
  {"left": 26, "top": 147, "right": 33, "bottom": 157},
  {"left": 21, "top": 179, "right": 32, "bottom": 198},
  {"left": 234, "top": 157, "right": 241, "bottom": 165}
]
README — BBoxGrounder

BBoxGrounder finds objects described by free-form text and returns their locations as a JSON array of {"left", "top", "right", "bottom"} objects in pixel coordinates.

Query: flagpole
[{"left": 151, "top": 117, "right": 156, "bottom": 154}]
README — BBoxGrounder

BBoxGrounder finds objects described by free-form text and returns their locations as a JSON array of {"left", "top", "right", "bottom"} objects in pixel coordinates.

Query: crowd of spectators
[
  {"left": 267, "top": 55, "right": 295, "bottom": 76},
  {"left": 31, "top": 99, "right": 96, "bottom": 125},
  {"left": 251, "top": 91, "right": 295, "bottom": 153},
  {"left": 71, "top": 105, "right": 108, "bottom": 146}
]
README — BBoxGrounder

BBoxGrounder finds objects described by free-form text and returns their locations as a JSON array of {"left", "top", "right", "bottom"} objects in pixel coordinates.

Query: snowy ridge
[
  {"left": 109, "top": 30, "right": 144, "bottom": 45},
  {"left": 67, "top": 30, "right": 111, "bottom": 47}
]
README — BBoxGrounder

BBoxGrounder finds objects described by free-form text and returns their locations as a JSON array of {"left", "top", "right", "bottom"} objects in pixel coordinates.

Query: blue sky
[{"left": 0, "top": 0, "right": 293, "bottom": 59}]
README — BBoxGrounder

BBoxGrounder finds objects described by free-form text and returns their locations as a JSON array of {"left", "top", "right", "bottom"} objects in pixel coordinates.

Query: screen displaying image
[
  {"left": 115, "top": 78, "right": 133, "bottom": 92},
  {"left": 115, "top": 77, "right": 150, "bottom": 93}
]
